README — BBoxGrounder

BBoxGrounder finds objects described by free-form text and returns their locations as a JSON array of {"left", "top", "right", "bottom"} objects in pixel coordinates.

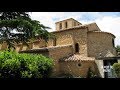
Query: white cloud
[
  {"left": 30, "top": 12, "right": 56, "bottom": 32},
  {"left": 30, "top": 12, "right": 120, "bottom": 46},
  {"left": 77, "top": 16, "right": 120, "bottom": 46},
  {"left": 30, "top": 12, "right": 99, "bottom": 31},
  {"left": 95, "top": 16, "right": 120, "bottom": 46}
]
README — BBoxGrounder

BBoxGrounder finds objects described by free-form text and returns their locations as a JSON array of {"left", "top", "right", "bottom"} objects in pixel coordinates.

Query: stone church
[{"left": 0, "top": 18, "right": 119, "bottom": 78}]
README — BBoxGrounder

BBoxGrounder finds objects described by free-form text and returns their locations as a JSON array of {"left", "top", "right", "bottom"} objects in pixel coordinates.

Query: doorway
[{"left": 103, "top": 59, "right": 118, "bottom": 78}]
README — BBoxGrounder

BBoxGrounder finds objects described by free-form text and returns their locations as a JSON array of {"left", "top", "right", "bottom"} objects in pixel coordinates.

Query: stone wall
[
  {"left": 48, "top": 45, "right": 74, "bottom": 76},
  {"left": 52, "top": 28, "right": 88, "bottom": 56},
  {"left": 47, "top": 39, "right": 54, "bottom": 47},
  {"left": 95, "top": 60, "right": 104, "bottom": 78},
  {"left": 32, "top": 40, "right": 46, "bottom": 49},
  {"left": 56, "top": 19, "right": 73, "bottom": 31},
  {"left": 19, "top": 48, "right": 49, "bottom": 57},
  {"left": 87, "top": 32, "right": 116, "bottom": 58},
  {"left": 54, "top": 33, "right": 73, "bottom": 46},
  {"left": 0, "top": 40, "right": 46, "bottom": 52},
  {"left": 47, "top": 33, "right": 73, "bottom": 47},
  {"left": 15, "top": 43, "right": 23, "bottom": 52},
  {"left": 59, "top": 61, "right": 98, "bottom": 77},
  {"left": 73, "top": 28, "right": 88, "bottom": 56},
  {"left": 55, "top": 18, "right": 82, "bottom": 31},
  {"left": 0, "top": 42, "right": 7, "bottom": 50},
  {"left": 85, "top": 23, "right": 101, "bottom": 32}
]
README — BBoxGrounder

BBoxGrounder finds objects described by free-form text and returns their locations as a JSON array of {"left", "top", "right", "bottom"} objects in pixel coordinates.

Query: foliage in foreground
[
  {"left": 113, "top": 63, "right": 120, "bottom": 78},
  {"left": 0, "top": 50, "right": 53, "bottom": 78},
  {"left": 116, "top": 45, "right": 120, "bottom": 52},
  {"left": 0, "top": 12, "right": 54, "bottom": 50},
  {"left": 86, "top": 67, "right": 100, "bottom": 78},
  {"left": 116, "top": 45, "right": 120, "bottom": 56}
]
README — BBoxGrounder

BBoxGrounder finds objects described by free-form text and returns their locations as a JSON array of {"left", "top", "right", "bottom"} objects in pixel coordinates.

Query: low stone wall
[
  {"left": 0, "top": 40, "right": 47, "bottom": 52},
  {"left": 0, "top": 42, "right": 7, "bottom": 50}
]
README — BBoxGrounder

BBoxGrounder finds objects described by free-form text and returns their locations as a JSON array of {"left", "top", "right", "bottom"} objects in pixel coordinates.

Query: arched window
[
  {"left": 112, "top": 38, "right": 115, "bottom": 47},
  {"left": 59, "top": 23, "right": 62, "bottom": 29},
  {"left": 75, "top": 43, "right": 79, "bottom": 53},
  {"left": 65, "top": 22, "right": 68, "bottom": 28}
]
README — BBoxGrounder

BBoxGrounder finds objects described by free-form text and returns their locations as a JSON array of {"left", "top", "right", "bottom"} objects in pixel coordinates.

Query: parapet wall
[{"left": 0, "top": 40, "right": 46, "bottom": 52}]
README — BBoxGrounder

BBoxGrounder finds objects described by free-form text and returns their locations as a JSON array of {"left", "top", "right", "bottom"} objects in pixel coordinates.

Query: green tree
[
  {"left": 115, "top": 45, "right": 120, "bottom": 56},
  {"left": 0, "top": 12, "right": 30, "bottom": 50},
  {"left": 0, "top": 12, "right": 29, "bottom": 20},
  {"left": 0, "top": 12, "right": 54, "bottom": 50},
  {"left": 116, "top": 45, "right": 120, "bottom": 52},
  {"left": 113, "top": 63, "right": 120, "bottom": 78}
]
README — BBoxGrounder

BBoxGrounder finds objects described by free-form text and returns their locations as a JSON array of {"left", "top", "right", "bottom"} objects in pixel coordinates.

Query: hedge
[{"left": 0, "top": 50, "right": 53, "bottom": 78}]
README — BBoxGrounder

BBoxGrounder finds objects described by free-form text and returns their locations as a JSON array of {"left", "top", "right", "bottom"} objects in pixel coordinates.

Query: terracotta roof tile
[
  {"left": 19, "top": 44, "right": 72, "bottom": 53},
  {"left": 59, "top": 54, "right": 95, "bottom": 62},
  {"left": 52, "top": 26, "right": 88, "bottom": 33},
  {"left": 88, "top": 31, "right": 115, "bottom": 38}
]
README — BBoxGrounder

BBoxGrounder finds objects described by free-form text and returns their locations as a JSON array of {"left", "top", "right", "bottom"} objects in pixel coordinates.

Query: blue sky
[{"left": 30, "top": 12, "right": 120, "bottom": 46}]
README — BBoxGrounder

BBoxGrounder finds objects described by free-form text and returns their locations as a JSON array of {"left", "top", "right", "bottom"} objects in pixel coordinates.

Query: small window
[
  {"left": 75, "top": 43, "right": 79, "bottom": 53},
  {"left": 78, "top": 63, "right": 81, "bottom": 67},
  {"left": 65, "top": 22, "right": 68, "bottom": 28},
  {"left": 59, "top": 23, "right": 62, "bottom": 29},
  {"left": 112, "top": 38, "right": 115, "bottom": 47}
]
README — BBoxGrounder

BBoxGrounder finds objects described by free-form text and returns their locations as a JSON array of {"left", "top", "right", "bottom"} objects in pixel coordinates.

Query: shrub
[
  {"left": 113, "top": 63, "right": 120, "bottom": 78},
  {"left": 0, "top": 50, "right": 53, "bottom": 78},
  {"left": 86, "top": 67, "right": 100, "bottom": 78}
]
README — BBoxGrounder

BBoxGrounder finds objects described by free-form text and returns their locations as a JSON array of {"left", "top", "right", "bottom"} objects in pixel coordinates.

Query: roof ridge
[
  {"left": 59, "top": 54, "right": 95, "bottom": 62},
  {"left": 55, "top": 18, "right": 81, "bottom": 24}
]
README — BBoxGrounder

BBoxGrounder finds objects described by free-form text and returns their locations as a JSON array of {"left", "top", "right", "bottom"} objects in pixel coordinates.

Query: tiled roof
[
  {"left": 47, "top": 44, "right": 72, "bottom": 50},
  {"left": 19, "top": 44, "right": 72, "bottom": 53},
  {"left": 59, "top": 54, "right": 95, "bottom": 62},
  {"left": 88, "top": 31, "right": 116, "bottom": 38},
  {"left": 52, "top": 22, "right": 100, "bottom": 33},
  {"left": 52, "top": 26, "right": 88, "bottom": 33},
  {"left": 19, "top": 48, "right": 49, "bottom": 53},
  {"left": 55, "top": 18, "right": 82, "bottom": 24}
]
